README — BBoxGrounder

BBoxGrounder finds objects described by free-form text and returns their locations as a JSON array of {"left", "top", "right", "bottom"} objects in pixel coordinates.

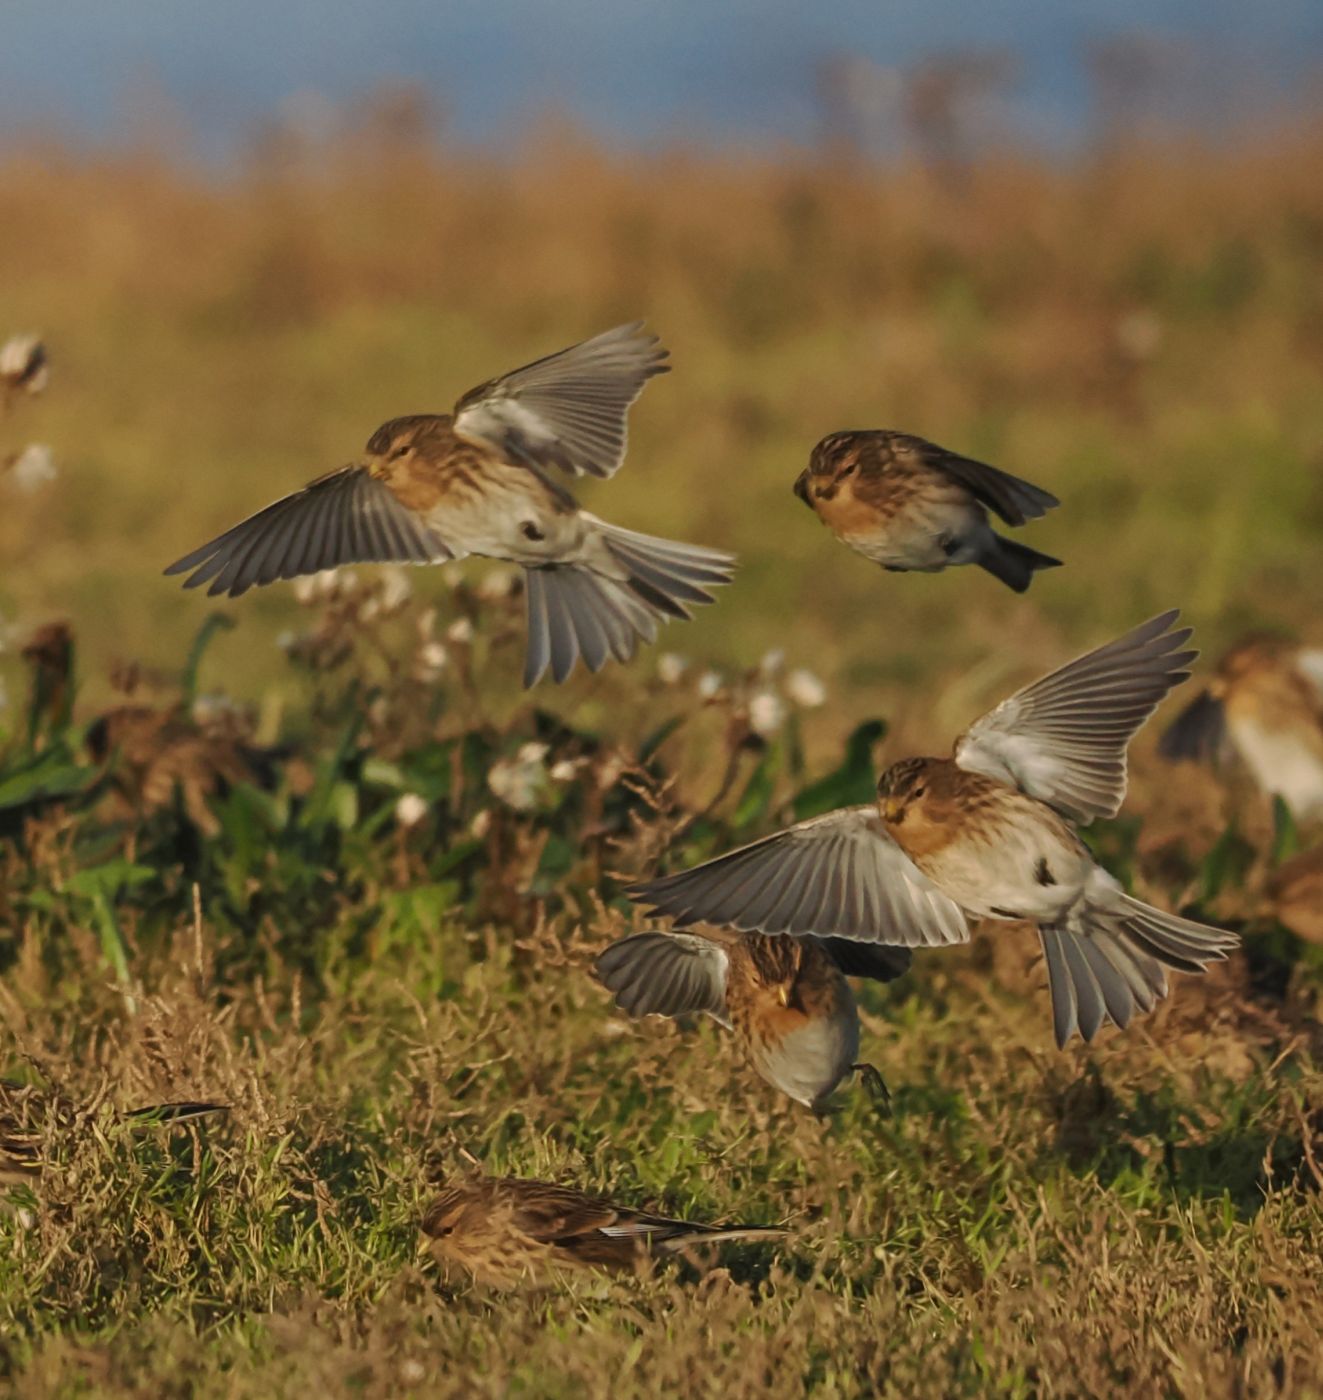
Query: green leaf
[
  {"left": 0, "top": 744, "right": 97, "bottom": 810},
  {"left": 732, "top": 749, "right": 777, "bottom": 831},
  {"left": 181, "top": 613, "right": 237, "bottom": 704},
  {"left": 1200, "top": 822, "right": 1255, "bottom": 902},
  {"left": 66, "top": 860, "right": 156, "bottom": 900},
  {"left": 639, "top": 714, "right": 684, "bottom": 765},
  {"left": 90, "top": 890, "right": 132, "bottom": 989},
  {"left": 1270, "top": 796, "right": 1299, "bottom": 866},
  {"left": 792, "top": 719, "right": 886, "bottom": 821}
]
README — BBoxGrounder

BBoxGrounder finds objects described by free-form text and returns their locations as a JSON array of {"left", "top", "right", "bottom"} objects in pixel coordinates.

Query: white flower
[
  {"left": 477, "top": 567, "right": 519, "bottom": 601},
  {"left": 7, "top": 443, "right": 55, "bottom": 492},
  {"left": 758, "top": 648, "right": 786, "bottom": 680},
  {"left": 549, "top": 757, "right": 585, "bottom": 782},
  {"left": 470, "top": 808, "right": 493, "bottom": 839},
  {"left": 785, "top": 667, "right": 827, "bottom": 708},
  {"left": 292, "top": 569, "right": 341, "bottom": 604},
  {"left": 748, "top": 689, "right": 786, "bottom": 737},
  {"left": 356, "top": 596, "right": 381, "bottom": 624},
  {"left": 487, "top": 742, "right": 550, "bottom": 811},
  {"left": 414, "top": 640, "right": 449, "bottom": 680},
  {"left": 656, "top": 653, "right": 688, "bottom": 685},
  {"left": 697, "top": 670, "right": 724, "bottom": 700},
  {"left": 191, "top": 692, "right": 241, "bottom": 725},
  {"left": 378, "top": 566, "right": 412, "bottom": 612},
  {"left": 395, "top": 792, "right": 429, "bottom": 828},
  {"left": 0, "top": 335, "right": 47, "bottom": 394},
  {"left": 446, "top": 617, "right": 475, "bottom": 645}
]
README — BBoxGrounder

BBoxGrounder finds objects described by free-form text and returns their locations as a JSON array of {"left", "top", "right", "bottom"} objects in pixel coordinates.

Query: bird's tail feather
[
  {"left": 523, "top": 520, "right": 734, "bottom": 686},
  {"left": 653, "top": 1224, "right": 787, "bottom": 1251},
  {"left": 1040, "top": 897, "right": 1237, "bottom": 1048},
  {"left": 978, "top": 534, "right": 1062, "bottom": 593}
]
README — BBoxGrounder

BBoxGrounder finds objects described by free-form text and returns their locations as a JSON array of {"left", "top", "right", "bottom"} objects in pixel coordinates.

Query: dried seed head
[
  {"left": 0, "top": 335, "right": 48, "bottom": 395},
  {"left": 5, "top": 443, "right": 56, "bottom": 492}
]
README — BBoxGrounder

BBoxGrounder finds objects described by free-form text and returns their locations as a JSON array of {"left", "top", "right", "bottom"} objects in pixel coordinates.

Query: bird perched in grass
[
  {"left": 1159, "top": 635, "right": 1323, "bottom": 821},
  {"left": 632, "top": 612, "right": 1238, "bottom": 1049},
  {"left": 1, "top": 1081, "right": 226, "bottom": 1190},
  {"left": 421, "top": 1176, "right": 783, "bottom": 1289},
  {"left": 793, "top": 430, "right": 1060, "bottom": 592},
  {"left": 166, "top": 323, "right": 735, "bottom": 687},
  {"left": 594, "top": 928, "right": 905, "bottom": 1112}
]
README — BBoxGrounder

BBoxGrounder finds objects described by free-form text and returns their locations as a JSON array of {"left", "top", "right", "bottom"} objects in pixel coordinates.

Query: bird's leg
[{"left": 853, "top": 1062, "right": 891, "bottom": 1115}]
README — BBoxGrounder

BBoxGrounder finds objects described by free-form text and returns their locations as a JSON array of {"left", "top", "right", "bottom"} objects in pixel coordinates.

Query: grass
[{"left": 1, "top": 111, "right": 1322, "bottom": 1396}]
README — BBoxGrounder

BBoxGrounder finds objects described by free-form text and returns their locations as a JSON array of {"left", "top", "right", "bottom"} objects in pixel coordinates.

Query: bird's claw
[{"left": 853, "top": 1062, "right": 891, "bottom": 1116}]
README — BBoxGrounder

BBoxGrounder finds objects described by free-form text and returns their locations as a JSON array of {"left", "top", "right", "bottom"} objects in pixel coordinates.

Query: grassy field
[{"left": 2, "top": 113, "right": 1323, "bottom": 1396}]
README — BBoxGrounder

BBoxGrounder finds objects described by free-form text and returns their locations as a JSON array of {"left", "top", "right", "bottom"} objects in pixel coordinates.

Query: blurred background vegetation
[{"left": 2, "top": 89, "right": 1322, "bottom": 759}]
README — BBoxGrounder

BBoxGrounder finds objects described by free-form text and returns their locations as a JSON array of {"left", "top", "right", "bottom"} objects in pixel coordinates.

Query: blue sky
[{"left": 2, "top": 0, "right": 1321, "bottom": 158}]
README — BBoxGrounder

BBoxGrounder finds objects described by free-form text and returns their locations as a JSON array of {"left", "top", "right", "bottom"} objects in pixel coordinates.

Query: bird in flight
[
  {"left": 793, "top": 429, "right": 1060, "bottom": 592},
  {"left": 595, "top": 927, "right": 904, "bottom": 1112},
  {"left": 632, "top": 612, "right": 1238, "bottom": 1048},
  {"left": 166, "top": 323, "right": 735, "bottom": 686}
]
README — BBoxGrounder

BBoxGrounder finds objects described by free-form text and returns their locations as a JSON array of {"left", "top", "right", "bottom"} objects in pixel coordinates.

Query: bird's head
[
  {"left": 364, "top": 415, "right": 441, "bottom": 476},
  {"left": 877, "top": 756, "right": 947, "bottom": 828},
  {"left": 420, "top": 1185, "right": 469, "bottom": 1243},
  {"left": 795, "top": 432, "right": 867, "bottom": 508}
]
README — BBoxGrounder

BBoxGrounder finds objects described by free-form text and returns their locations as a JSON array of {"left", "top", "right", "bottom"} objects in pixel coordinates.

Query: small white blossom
[
  {"left": 356, "top": 596, "right": 382, "bottom": 624},
  {"left": 748, "top": 689, "right": 786, "bottom": 737},
  {"left": 446, "top": 617, "right": 475, "bottom": 645},
  {"left": 758, "top": 648, "right": 786, "bottom": 680},
  {"left": 399, "top": 1362, "right": 427, "bottom": 1386},
  {"left": 292, "top": 569, "right": 341, "bottom": 604},
  {"left": 487, "top": 742, "right": 550, "bottom": 811},
  {"left": 656, "top": 652, "right": 688, "bottom": 685},
  {"left": 378, "top": 566, "right": 413, "bottom": 612},
  {"left": 0, "top": 335, "right": 47, "bottom": 394},
  {"left": 697, "top": 670, "right": 724, "bottom": 700},
  {"left": 395, "top": 792, "right": 429, "bottom": 828},
  {"left": 595, "top": 753, "right": 626, "bottom": 789},
  {"left": 477, "top": 567, "right": 519, "bottom": 601},
  {"left": 550, "top": 757, "right": 586, "bottom": 782},
  {"left": 470, "top": 808, "right": 493, "bottom": 839},
  {"left": 414, "top": 640, "right": 449, "bottom": 681},
  {"left": 785, "top": 667, "right": 827, "bottom": 708},
  {"left": 7, "top": 443, "right": 55, "bottom": 492},
  {"left": 191, "top": 693, "right": 242, "bottom": 725}
]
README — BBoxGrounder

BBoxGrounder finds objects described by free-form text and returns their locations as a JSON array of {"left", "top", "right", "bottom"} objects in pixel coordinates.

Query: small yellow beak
[{"left": 883, "top": 797, "right": 904, "bottom": 824}]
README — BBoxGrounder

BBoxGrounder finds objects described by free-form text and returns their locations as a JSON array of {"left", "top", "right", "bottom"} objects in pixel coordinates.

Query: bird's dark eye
[
  {"left": 391, "top": 444, "right": 410, "bottom": 460},
  {"left": 912, "top": 785, "right": 926, "bottom": 799},
  {"left": 840, "top": 462, "right": 856, "bottom": 478}
]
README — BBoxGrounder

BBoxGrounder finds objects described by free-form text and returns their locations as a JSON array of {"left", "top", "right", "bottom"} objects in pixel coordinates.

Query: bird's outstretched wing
[
  {"left": 164, "top": 466, "right": 457, "bottom": 598},
  {"left": 594, "top": 932, "right": 733, "bottom": 1026},
  {"left": 452, "top": 322, "right": 669, "bottom": 480},
  {"left": 630, "top": 806, "right": 969, "bottom": 948},
  {"left": 954, "top": 610, "right": 1196, "bottom": 822}
]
